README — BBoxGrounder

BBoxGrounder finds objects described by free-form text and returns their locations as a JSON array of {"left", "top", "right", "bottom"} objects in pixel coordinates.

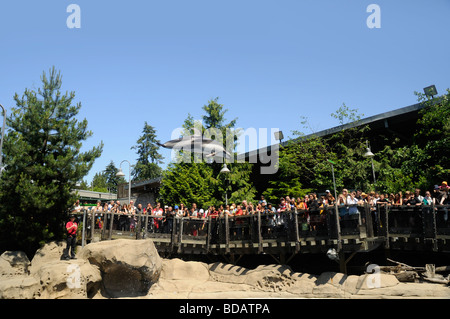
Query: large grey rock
[
  {"left": 0, "top": 245, "right": 102, "bottom": 299},
  {"left": 33, "top": 259, "right": 102, "bottom": 299},
  {"left": 243, "top": 264, "right": 296, "bottom": 292},
  {"left": 0, "top": 276, "right": 41, "bottom": 299},
  {"left": 79, "top": 239, "right": 162, "bottom": 298},
  {"left": 29, "top": 241, "right": 68, "bottom": 274},
  {"left": 161, "top": 258, "right": 210, "bottom": 281},
  {"left": 0, "top": 251, "right": 31, "bottom": 277},
  {"left": 3, "top": 238, "right": 450, "bottom": 299},
  {"left": 208, "top": 262, "right": 250, "bottom": 284}
]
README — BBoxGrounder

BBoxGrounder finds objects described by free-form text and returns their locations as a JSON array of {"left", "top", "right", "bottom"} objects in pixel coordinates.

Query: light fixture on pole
[
  {"left": 274, "top": 131, "right": 284, "bottom": 145},
  {"left": 220, "top": 163, "right": 230, "bottom": 174},
  {"left": 363, "top": 141, "right": 376, "bottom": 185},
  {"left": 327, "top": 159, "right": 342, "bottom": 253},
  {"left": 116, "top": 168, "right": 125, "bottom": 177},
  {"left": 363, "top": 147, "right": 374, "bottom": 158},
  {"left": 116, "top": 160, "right": 131, "bottom": 204},
  {"left": 220, "top": 163, "right": 230, "bottom": 206},
  {"left": 423, "top": 85, "right": 438, "bottom": 99}
]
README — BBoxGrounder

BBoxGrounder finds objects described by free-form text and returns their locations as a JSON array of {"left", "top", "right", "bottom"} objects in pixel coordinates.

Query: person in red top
[
  {"left": 208, "top": 206, "right": 219, "bottom": 219},
  {"left": 62, "top": 214, "right": 78, "bottom": 260}
]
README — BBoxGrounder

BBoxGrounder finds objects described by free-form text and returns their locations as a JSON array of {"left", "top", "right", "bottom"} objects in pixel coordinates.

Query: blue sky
[{"left": 1, "top": 0, "right": 449, "bottom": 184}]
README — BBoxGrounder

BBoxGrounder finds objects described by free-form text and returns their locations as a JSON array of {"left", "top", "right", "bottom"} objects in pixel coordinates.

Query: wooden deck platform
[{"left": 78, "top": 204, "right": 450, "bottom": 272}]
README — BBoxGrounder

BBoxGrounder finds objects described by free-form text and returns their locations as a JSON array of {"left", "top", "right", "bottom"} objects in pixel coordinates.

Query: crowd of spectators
[{"left": 72, "top": 181, "right": 450, "bottom": 234}]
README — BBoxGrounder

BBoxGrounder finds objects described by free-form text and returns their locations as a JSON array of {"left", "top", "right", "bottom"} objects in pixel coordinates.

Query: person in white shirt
[
  {"left": 347, "top": 192, "right": 359, "bottom": 215},
  {"left": 174, "top": 205, "right": 184, "bottom": 218},
  {"left": 73, "top": 200, "right": 82, "bottom": 212}
]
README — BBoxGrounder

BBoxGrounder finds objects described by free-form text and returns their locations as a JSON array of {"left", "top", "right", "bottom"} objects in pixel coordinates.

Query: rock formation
[{"left": 1, "top": 238, "right": 449, "bottom": 299}]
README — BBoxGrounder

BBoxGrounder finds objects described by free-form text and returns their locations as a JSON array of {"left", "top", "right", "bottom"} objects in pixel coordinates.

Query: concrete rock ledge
[{"left": 1, "top": 239, "right": 449, "bottom": 299}]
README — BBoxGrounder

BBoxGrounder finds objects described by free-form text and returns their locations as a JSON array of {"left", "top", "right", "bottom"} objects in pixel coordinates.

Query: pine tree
[
  {"left": 131, "top": 122, "right": 163, "bottom": 181},
  {"left": 159, "top": 161, "right": 219, "bottom": 208},
  {"left": 0, "top": 67, "right": 103, "bottom": 256},
  {"left": 159, "top": 98, "right": 257, "bottom": 207},
  {"left": 91, "top": 172, "right": 108, "bottom": 192},
  {"left": 103, "top": 160, "right": 126, "bottom": 193}
]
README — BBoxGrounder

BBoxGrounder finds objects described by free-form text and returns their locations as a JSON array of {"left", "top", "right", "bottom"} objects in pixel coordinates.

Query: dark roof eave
[{"left": 237, "top": 101, "right": 427, "bottom": 161}]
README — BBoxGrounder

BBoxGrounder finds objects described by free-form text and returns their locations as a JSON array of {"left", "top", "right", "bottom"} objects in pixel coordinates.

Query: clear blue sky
[{"left": 1, "top": 0, "right": 449, "bottom": 184}]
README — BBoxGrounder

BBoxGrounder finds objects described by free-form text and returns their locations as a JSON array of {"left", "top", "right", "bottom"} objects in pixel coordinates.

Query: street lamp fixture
[
  {"left": 116, "top": 168, "right": 125, "bottom": 177},
  {"left": 220, "top": 163, "right": 230, "bottom": 174},
  {"left": 363, "top": 147, "right": 374, "bottom": 158},
  {"left": 363, "top": 141, "right": 376, "bottom": 185},
  {"left": 116, "top": 160, "right": 131, "bottom": 204}
]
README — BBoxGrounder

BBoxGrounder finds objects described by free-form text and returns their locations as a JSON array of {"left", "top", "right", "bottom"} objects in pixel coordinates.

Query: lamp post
[
  {"left": 363, "top": 141, "right": 376, "bottom": 186},
  {"left": 220, "top": 163, "right": 230, "bottom": 206},
  {"left": 0, "top": 104, "right": 6, "bottom": 176},
  {"left": 116, "top": 160, "right": 131, "bottom": 204},
  {"left": 327, "top": 159, "right": 342, "bottom": 251}
]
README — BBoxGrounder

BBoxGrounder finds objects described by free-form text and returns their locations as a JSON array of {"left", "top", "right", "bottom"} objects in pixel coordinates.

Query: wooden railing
[{"left": 74, "top": 203, "right": 450, "bottom": 252}]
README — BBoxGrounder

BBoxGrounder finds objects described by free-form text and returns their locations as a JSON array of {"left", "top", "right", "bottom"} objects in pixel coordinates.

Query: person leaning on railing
[{"left": 436, "top": 181, "right": 449, "bottom": 222}]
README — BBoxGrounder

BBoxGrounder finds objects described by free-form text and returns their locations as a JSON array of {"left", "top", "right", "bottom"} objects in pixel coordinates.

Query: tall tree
[
  {"left": 201, "top": 98, "right": 256, "bottom": 203},
  {"left": 159, "top": 161, "right": 219, "bottom": 208},
  {"left": 131, "top": 122, "right": 163, "bottom": 180},
  {"left": 91, "top": 171, "right": 108, "bottom": 192},
  {"left": 103, "top": 160, "right": 126, "bottom": 193},
  {"left": 412, "top": 89, "right": 450, "bottom": 187},
  {"left": 202, "top": 97, "right": 237, "bottom": 130},
  {"left": 159, "top": 98, "right": 257, "bottom": 207},
  {"left": 0, "top": 67, "right": 103, "bottom": 256}
]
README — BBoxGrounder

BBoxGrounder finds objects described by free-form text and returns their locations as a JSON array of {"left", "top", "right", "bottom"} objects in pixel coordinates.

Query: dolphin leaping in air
[{"left": 157, "top": 135, "right": 232, "bottom": 160}]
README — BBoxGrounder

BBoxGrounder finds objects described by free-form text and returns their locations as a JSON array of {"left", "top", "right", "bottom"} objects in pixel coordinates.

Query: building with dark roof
[
  {"left": 115, "top": 100, "right": 431, "bottom": 203},
  {"left": 237, "top": 101, "right": 429, "bottom": 194},
  {"left": 117, "top": 177, "right": 162, "bottom": 206}
]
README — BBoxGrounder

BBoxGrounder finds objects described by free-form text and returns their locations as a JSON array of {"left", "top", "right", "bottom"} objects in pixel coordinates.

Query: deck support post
[{"left": 338, "top": 250, "right": 358, "bottom": 274}]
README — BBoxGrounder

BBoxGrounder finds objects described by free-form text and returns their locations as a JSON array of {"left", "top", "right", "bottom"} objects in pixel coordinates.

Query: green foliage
[
  {"left": 159, "top": 98, "right": 256, "bottom": 208},
  {"left": 131, "top": 122, "right": 164, "bottom": 181},
  {"left": 103, "top": 160, "right": 126, "bottom": 193},
  {"left": 263, "top": 90, "right": 450, "bottom": 198},
  {"left": 91, "top": 172, "right": 108, "bottom": 192},
  {"left": 412, "top": 89, "right": 450, "bottom": 188},
  {"left": 159, "top": 162, "right": 219, "bottom": 208},
  {"left": 263, "top": 177, "right": 312, "bottom": 203},
  {"left": 202, "top": 97, "right": 237, "bottom": 130},
  {"left": 226, "top": 162, "right": 257, "bottom": 204},
  {"left": 0, "top": 67, "right": 103, "bottom": 256},
  {"left": 264, "top": 104, "right": 372, "bottom": 199},
  {"left": 330, "top": 103, "right": 364, "bottom": 125}
]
